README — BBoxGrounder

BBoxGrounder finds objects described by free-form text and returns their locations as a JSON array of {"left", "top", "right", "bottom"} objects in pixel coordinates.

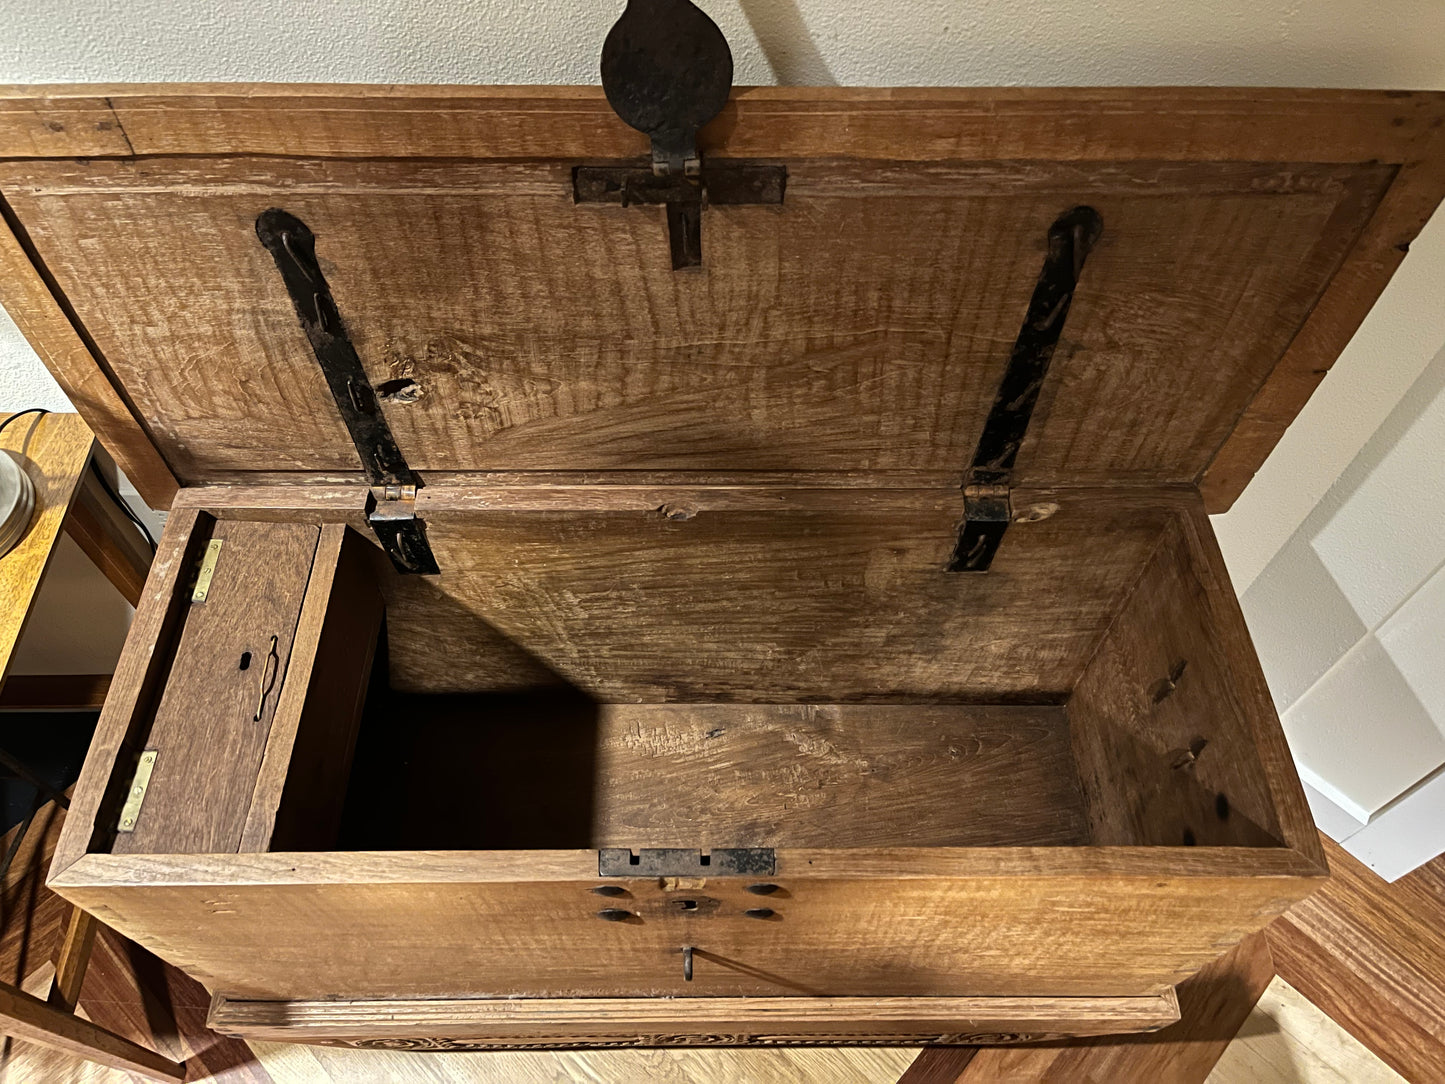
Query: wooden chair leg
[
  {"left": 48, "top": 905, "right": 98, "bottom": 1013},
  {"left": 0, "top": 978, "right": 185, "bottom": 1081}
]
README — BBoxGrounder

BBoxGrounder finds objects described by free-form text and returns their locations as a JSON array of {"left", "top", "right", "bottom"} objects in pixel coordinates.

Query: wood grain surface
[
  {"left": 1267, "top": 837, "right": 1445, "bottom": 1082},
  {"left": 1207, "top": 974, "right": 1409, "bottom": 1084},
  {"left": 62, "top": 457, "right": 153, "bottom": 607},
  {"left": 1, "top": 799, "right": 269, "bottom": 1084},
  {"left": 239, "top": 524, "right": 382, "bottom": 853},
  {"left": 0, "top": 85, "right": 1439, "bottom": 514},
  {"left": 245, "top": 1041, "right": 906, "bottom": 1084},
  {"left": 0, "top": 216, "right": 177, "bottom": 510},
  {"left": 52, "top": 845, "right": 1317, "bottom": 1002},
  {"left": 0, "top": 156, "right": 1389, "bottom": 494},
  {"left": 47, "top": 904, "right": 97, "bottom": 1013},
  {"left": 381, "top": 487, "right": 1175, "bottom": 701},
  {"left": 49, "top": 507, "right": 206, "bottom": 878},
  {"left": 0, "top": 978, "right": 184, "bottom": 1080},
  {"left": 112, "top": 520, "right": 320, "bottom": 855},
  {"left": 0, "top": 86, "right": 1438, "bottom": 164},
  {"left": 1201, "top": 125, "right": 1445, "bottom": 509},
  {"left": 0, "top": 673, "right": 111, "bottom": 710},
  {"left": 339, "top": 701, "right": 1087, "bottom": 851},
  {"left": 0, "top": 87, "right": 1441, "bottom": 514},
  {"left": 1069, "top": 522, "right": 1282, "bottom": 848},
  {"left": 44, "top": 482, "right": 1324, "bottom": 1011}
]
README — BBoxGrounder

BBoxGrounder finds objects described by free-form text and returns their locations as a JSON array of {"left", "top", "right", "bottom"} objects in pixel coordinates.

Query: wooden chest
[{"left": 2, "top": 72, "right": 1443, "bottom": 1050}]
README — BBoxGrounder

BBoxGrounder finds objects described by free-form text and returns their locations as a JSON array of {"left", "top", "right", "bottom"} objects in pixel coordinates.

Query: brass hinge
[
  {"left": 116, "top": 750, "right": 157, "bottom": 833},
  {"left": 191, "top": 538, "right": 223, "bottom": 602}
]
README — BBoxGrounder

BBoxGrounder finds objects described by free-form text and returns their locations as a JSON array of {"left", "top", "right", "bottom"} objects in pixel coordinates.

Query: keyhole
[{"left": 238, "top": 652, "right": 252, "bottom": 671}]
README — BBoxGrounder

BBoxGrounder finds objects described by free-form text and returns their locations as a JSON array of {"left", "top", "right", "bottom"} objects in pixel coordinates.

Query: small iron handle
[{"left": 252, "top": 635, "right": 279, "bottom": 721}]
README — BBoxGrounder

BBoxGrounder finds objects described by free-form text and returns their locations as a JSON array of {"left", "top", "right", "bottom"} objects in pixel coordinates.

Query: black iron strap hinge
[
  {"left": 580, "top": 0, "right": 787, "bottom": 269},
  {"left": 949, "top": 206, "right": 1103, "bottom": 573},
  {"left": 255, "top": 208, "right": 440, "bottom": 575}
]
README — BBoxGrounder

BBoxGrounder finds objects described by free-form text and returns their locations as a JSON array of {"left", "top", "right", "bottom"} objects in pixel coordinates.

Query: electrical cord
[
  {"left": 0, "top": 406, "right": 50, "bottom": 436},
  {"left": 88, "top": 459, "right": 158, "bottom": 552},
  {"left": 3, "top": 406, "right": 158, "bottom": 552}
]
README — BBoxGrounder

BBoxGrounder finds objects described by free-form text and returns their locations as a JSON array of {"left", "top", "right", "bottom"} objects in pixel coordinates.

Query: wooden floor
[
  {"left": 0, "top": 804, "right": 1438, "bottom": 1083},
  {"left": 1207, "top": 976, "right": 1405, "bottom": 1084}
]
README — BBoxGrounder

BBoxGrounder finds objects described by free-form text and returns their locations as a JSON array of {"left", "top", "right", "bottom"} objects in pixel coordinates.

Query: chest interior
[{"left": 88, "top": 482, "right": 1279, "bottom": 862}]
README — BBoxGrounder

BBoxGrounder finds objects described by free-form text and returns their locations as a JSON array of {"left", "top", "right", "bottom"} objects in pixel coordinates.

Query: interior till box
[{"left": 93, "top": 489, "right": 1285, "bottom": 861}]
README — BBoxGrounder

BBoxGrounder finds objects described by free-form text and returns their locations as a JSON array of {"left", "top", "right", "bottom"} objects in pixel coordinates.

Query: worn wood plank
[
  {"left": 0, "top": 86, "right": 1436, "bottom": 164},
  {"left": 1176, "top": 501, "right": 1325, "bottom": 866},
  {"left": 1202, "top": 127, "right": 1445, "bottom": 511},
  {"left": 240, "top": 524, "right": 382, "bottom": 853},
  {"left": 957, "top": 931, "right": 1273, "bottom": 1082},
  {"left": 1068, "top": 522, "right": 1283, "bottom": 848},
  {"left": 340, "top": 702, "right": 1087, "bottom": 851},
  {"left": 0, "top": 94, "right": 131, "bottom": 157},
  {"left": 0, "top": 156, "right": 1389, "bottom": 492},
  {"left": 47, "top": 507, "right": 203, "bottom": 877},
  {"left": 112, "top": 520, "right": 319, "bottom": 856},
  {"left": 0, "top": 412, "right": 93, "bottom": 683},
  {"left": 381, "top": 488, "right": 1172, "bottom": 701},
  {"left": 0, "top": 86, "right": 1439, "bottom": 505},
  {"left": 0, "top": 219, "right": 177, "bottom": 510},
  {"left": 52, "top": 844, "right": 1326, "bottom": 887},
  {"left": 52, "top": 845, "right": 1315, "bottom": 1002},
  {"left": 207, "top": 990, "right": 1178, "bottom": 1048}
]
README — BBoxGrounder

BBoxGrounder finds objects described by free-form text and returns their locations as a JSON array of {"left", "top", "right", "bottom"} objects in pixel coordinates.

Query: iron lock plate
[{"left": 598, "top": 847, "right": 776, "bottom": 878}]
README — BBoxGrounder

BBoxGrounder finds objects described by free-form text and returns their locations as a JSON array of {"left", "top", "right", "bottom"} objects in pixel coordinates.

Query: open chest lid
[{"left": 2, "top": 56, "right": 1443, "bottom": 541}]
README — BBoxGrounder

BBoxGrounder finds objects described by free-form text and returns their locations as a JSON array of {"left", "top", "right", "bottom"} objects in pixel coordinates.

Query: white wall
[
  {"left": 1213, "top": 203, "right": 1445, "bottom": 593},
  {"left": 1, "top": 306, "right": 72, "bottom": 412},
  {"left": 1230, "top": 322, "right": 1445, "bottom": 880},
  {"left": 1, "top": 0, "right": 1442, "bottom": 87},
  {"left": 2, "top": 0, "right": 1445, "bottom": 869}
]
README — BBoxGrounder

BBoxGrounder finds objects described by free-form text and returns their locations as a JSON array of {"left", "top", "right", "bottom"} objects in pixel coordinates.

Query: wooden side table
[{"left": 0, "top": 410, "right": 183, "bottom": 1081}]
